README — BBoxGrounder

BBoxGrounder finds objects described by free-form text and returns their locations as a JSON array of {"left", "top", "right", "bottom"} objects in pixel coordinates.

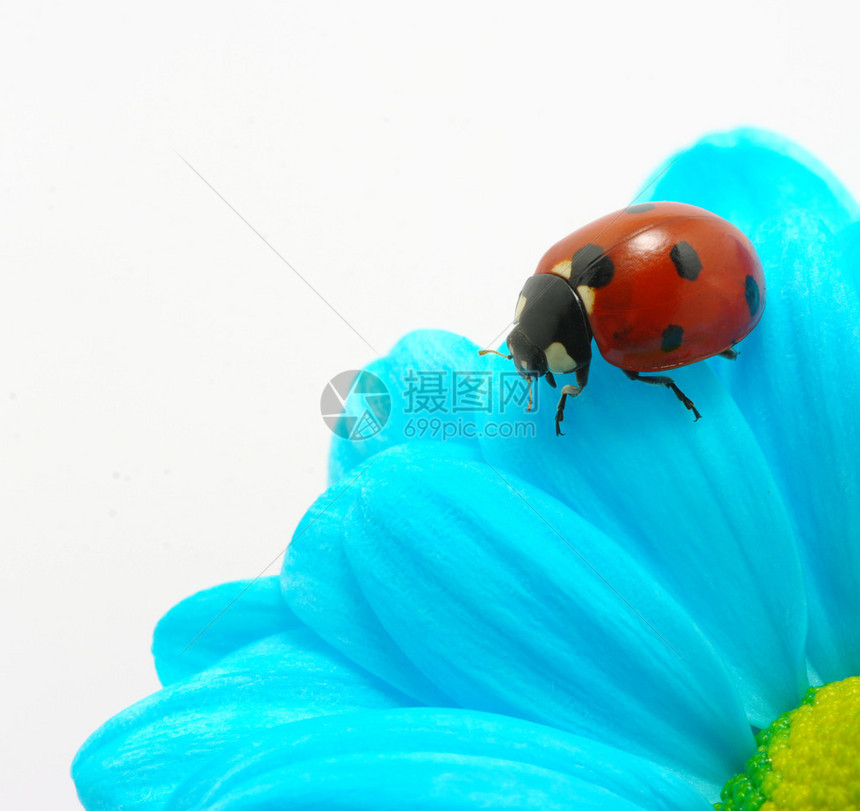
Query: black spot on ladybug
[
  {"left": 570, "top": 244, "right": 614, "bottom": 288},
  {"left": 625, "top": 203, "right": 656, "bottom": 214},
  {"left": 745, "top": 275, "right": 761, "bottom": 317},
  {"left": 670, "top": 241, "right": 703, "bottom": 281},
  {"left": 661, "top": 324, "right": 684, "bottom": 352}
]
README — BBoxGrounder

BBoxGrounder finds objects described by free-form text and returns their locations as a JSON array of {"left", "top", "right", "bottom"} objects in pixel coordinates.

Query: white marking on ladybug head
[
  {"left": 544, "top": 341, "right": 577, "bottom": 374},
  {"left": 576, "top": 284, "right": 596, "bottom": 316},
  {"left": 514, "top": 294, "right": 527, "bottom": 322},
  {"left": 551, "top": 260, "right": 572, "bottom": 280}
]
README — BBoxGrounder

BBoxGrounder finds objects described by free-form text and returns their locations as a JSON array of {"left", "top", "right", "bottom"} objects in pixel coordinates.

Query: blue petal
[
  {"left": 641, "top": 127, "right": 859, "bottom": 235},
  {"left": 838, "top": 220, "right": 860, "bottom": 292},
  {"left": 72, "top": 630, "right": 413, "bottom": 810},
  {"left": 712, "top": 211, "right": 860, "bottom": 683},
  {"left": 168, "top": 710, "right": 711, "bottom": 811},
  {"left": 312, "top": 442, "right": 755, "bottom": 792},
  {"left": 328, "top": 330, "right": 487, "bottom": 484},
  {"left": 477, "top": 348, "right": 807, "bottom": 725},
  {"left": 176, "top": 756, "right": 641, "bottom": 811},
  {"left": 153, "top": 578, "right": 297, "bottom": 685},
  {"left": 281, "top": 475, "right": 455, "bottom": 706}
]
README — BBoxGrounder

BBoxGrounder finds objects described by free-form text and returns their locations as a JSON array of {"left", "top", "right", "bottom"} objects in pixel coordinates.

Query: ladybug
[{"left": 482, "top": 202, "right": 765, "bottom": 435}]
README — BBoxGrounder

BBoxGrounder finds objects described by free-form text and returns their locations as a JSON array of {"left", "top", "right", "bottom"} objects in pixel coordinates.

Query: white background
[{"left": 2, "top": 1, "right": 858, "bottom": 807}]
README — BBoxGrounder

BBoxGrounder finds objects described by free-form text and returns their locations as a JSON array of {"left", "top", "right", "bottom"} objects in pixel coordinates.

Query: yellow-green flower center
[{"left": 716, "top": 677, "right": 860, "bottom": 810}]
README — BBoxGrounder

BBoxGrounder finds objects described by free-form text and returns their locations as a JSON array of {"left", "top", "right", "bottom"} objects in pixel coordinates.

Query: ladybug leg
[
  {"left": 555, "top": 386, "right": 581, "bottom": 436},
  {"left": 555, "top": 365, "right": 590, "bottom": 437},
  {"left": 622, "top": 370, "right": 702, "bottom": 421},
  {"left": 718, "top": 348, "right": 738, "bottom": 360}
]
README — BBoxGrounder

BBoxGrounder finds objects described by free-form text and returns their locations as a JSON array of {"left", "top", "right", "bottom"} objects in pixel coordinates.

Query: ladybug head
[
  {"left": 505, "top": 325, "right": 551, "bottom": 384},
  {"left": 505, "top": 274, "right": 593, "bottom": 388}
]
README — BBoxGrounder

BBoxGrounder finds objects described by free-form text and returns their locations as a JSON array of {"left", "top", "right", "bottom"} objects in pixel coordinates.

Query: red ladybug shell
[{"left": 535, "top": 202, "right": 765, "bottom": 372}]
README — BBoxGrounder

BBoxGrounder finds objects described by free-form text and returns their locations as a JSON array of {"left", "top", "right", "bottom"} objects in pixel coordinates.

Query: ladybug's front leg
[
  {"left": 555, "top": 365, "right": 590, "bottom": 436},
  {"left": 622, "top": 370, "right": 702, "bottom": 420}
]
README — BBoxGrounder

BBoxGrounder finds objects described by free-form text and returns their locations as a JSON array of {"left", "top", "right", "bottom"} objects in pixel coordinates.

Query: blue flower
[{"left": 73, "top": 129, "right": 860, "bottom": 809}]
